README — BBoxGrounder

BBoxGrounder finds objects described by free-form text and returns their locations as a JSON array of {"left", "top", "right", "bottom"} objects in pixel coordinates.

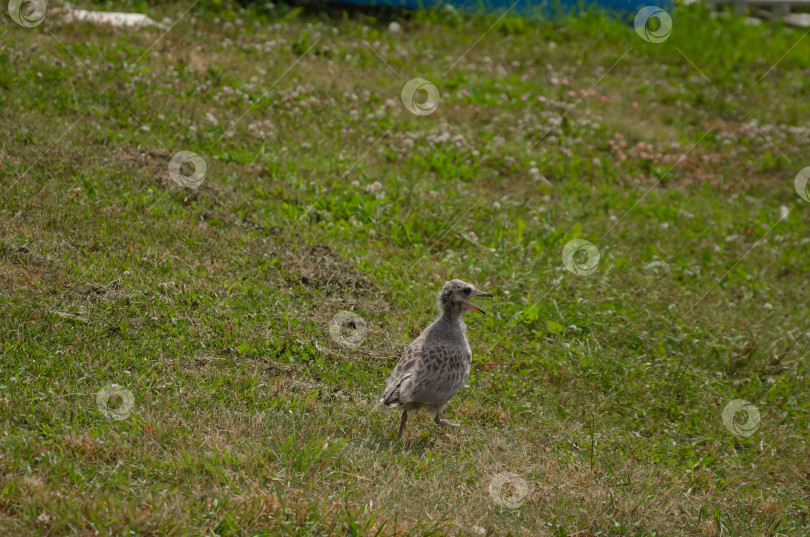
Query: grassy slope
[{"left": 1, "top": 1, "right": 809, "bottom": 535}]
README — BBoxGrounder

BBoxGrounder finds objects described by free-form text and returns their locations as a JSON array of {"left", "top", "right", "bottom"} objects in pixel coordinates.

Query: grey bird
[{"left": 376, "top": 279, "right": 492, "bottom": 440}]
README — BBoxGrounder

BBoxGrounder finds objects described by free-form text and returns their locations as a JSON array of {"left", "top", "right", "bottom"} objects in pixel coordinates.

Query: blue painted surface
[{"left": 310, "top": 0, "right": 674, "bottom": 18}]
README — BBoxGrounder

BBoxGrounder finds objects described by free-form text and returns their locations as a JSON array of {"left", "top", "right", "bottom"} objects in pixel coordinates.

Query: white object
[{"left": 54, "top": 7, "right": 167, "bottom": 29}]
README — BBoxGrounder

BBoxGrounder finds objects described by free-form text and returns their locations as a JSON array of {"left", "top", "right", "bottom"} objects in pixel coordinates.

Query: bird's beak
[{"left": 464, "top": 289, "right": 493, "bottom": 315}]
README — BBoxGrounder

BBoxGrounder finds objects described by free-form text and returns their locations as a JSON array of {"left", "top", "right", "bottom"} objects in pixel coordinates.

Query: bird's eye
[{"left": 463, "top": 288, "right": 472, "bottom": 295}]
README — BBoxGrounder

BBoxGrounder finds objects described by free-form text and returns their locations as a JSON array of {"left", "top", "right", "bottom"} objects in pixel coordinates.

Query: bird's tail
[
  {"left": 374, "top": 398, "right": 404, "bottom": 411},
  {"left": 374, "top": 384, "right": 404, "bottom": 411}
]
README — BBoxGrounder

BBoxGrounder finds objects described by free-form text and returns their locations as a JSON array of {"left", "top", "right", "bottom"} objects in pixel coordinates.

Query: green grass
[{"left": 1, "top": 1, "right": 809, "bottom": 535}]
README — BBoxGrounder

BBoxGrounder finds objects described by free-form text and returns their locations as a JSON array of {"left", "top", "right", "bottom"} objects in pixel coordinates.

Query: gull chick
[{"left": 376, "top": 279, "right": 492, "bottom": 440}]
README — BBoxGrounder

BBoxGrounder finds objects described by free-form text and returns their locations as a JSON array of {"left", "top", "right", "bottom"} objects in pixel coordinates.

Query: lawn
[{"left": 1, "top": 1, "right": 809, "bottom": 535}]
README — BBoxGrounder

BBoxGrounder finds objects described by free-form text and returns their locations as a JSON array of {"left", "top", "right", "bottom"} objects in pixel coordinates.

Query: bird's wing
[
  {"left": 399, "top": 342, "right": 470, "bottom": 404},
  {"left": 377, "top": 338, "right": 425, "bottom": 408},
  {"left": 386, "top": 338, "right": 424, "bottom": 385}
]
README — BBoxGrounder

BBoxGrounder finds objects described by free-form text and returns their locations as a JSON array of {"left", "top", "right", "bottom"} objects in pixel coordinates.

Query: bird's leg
[
  {"left": 434, "top": 413, "right": 460, "bottom": 428},
  {"left": 397, "top": 409, "right": 408, "bottom": 440}
]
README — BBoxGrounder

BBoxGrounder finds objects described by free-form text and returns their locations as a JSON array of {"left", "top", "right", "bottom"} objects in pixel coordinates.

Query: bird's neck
[
  {"left": 439, "top": 309, "right": 463, "bottom": 324},
  {"left": 436, "top": 312, "right": 467, "bottom": 339}
]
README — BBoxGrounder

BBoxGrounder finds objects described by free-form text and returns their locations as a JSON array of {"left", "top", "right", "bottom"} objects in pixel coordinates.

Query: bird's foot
[{"left": 434, "top": 418, "right": 460, "bottom": 427}]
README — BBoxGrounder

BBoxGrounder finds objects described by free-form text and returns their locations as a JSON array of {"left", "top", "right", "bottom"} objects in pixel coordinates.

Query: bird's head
[{"left": 439, "top": 279, "right": 493, "bottom": 318}]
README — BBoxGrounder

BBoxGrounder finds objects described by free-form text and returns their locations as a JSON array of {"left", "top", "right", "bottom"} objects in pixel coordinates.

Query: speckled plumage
[{"left": 376, "top": 279, "right": 492, "bottom": 440}]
